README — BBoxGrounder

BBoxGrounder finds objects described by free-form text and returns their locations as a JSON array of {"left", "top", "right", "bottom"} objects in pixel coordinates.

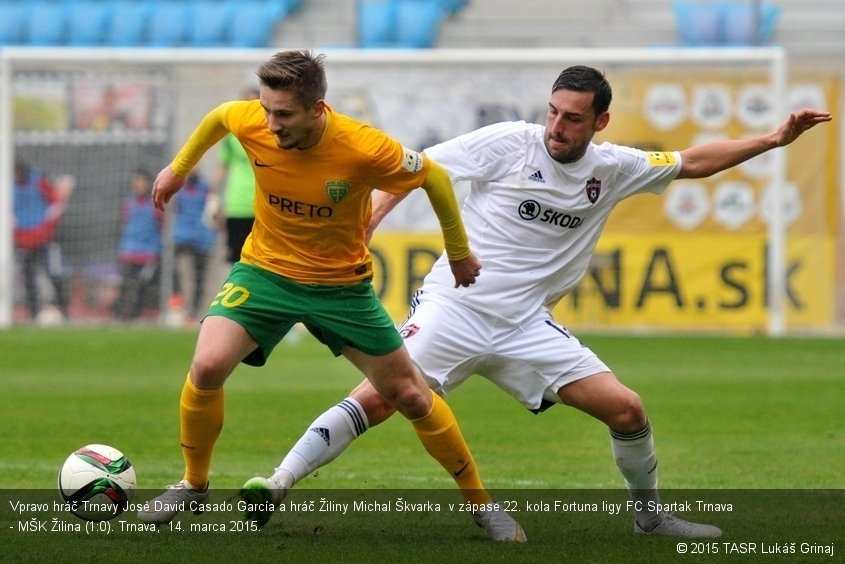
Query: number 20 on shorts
[{"left": 211, "top": 282, "right": 250, "bottom": 308}]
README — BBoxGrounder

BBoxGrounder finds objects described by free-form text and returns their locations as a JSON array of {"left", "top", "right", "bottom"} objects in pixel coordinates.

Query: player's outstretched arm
[
  {"left": 677, "top": 108, "right": 832, "bottom": 179},
  {"left": 773, "top": 107, "right": 833, "bottom": 147}
]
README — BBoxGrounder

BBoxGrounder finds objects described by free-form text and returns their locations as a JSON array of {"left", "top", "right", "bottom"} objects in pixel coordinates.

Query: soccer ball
[{"left": 58, "top": 444, "right": 136, "bottom": 522}]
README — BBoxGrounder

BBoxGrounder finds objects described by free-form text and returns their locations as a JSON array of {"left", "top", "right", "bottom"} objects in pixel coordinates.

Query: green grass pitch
[{"left": 1, "top": 327, "right": 842, "bottom": 562}]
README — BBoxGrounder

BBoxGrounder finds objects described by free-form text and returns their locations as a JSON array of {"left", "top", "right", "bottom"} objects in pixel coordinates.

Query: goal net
[{"left": 1, "top": 47, "right": 835, "bottom": 335}]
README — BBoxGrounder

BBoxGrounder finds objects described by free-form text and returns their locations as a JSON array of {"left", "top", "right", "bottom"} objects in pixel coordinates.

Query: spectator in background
[
  {"left": 13, "top": 161, "right": 74, "bottom": 323},
  {"left": 113, "top": 169, "right": 162, "bottom": 322},
  {"left": 213, "top": 86, "right": 259, "bottom": 263},
  {"left": 170, "top": 172, "right": 218, "bottom": 323}
]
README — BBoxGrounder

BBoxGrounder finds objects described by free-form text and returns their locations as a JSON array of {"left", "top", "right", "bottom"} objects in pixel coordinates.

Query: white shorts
[{"left": 399, "top": 292, "right": 610, "bottom": 412}]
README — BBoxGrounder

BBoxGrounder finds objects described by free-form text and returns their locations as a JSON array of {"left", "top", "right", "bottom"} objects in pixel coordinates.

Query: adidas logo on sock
[
  {"left": 528, "top": 170, "right": 545, "bottom": 183},
  {"left": 311, "top": 427, "right": 330, "bottom": 445}
]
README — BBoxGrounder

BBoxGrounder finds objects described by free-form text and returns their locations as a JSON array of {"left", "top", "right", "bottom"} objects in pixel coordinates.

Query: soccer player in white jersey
[{"left": 240, "top": 65, "right": 831, "bottom": 539}]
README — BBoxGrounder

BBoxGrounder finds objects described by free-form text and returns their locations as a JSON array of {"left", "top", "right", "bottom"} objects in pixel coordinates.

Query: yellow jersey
[{"left": 173, "top": 100, "right": 431, "bottom": 284}]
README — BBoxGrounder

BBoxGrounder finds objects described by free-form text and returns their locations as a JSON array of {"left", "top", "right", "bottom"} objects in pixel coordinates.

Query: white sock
[
  {"left": 270, "top": 398, "right": 368, "bottom": 489},
  {"left": 610, "top": 421, "right": 661, "bottom": 527}
]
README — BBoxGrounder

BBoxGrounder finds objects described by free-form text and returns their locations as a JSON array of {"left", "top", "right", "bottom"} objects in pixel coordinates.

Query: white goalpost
[{"left": 0, "top": 46, "right": 788, "bottom": 334}]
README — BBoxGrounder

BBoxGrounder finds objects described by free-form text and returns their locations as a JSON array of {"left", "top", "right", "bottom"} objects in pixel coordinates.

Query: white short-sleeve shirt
[{"left": 421, "top": 121, "right": 681, "bottom": 324}]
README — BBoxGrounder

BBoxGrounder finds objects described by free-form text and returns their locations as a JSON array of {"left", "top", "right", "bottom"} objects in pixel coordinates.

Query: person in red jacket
[{"left": 13, "top": 161, "right": 75, "bottom": 322}]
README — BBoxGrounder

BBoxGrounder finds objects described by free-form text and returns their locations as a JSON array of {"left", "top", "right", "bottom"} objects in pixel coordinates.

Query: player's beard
[{"left": 544, "top": 132, "right": 588, "bottom": 164}]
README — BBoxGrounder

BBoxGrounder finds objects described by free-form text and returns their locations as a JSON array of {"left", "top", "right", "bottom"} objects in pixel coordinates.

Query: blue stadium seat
[
  {"left": 228, "top": 0, "right": 287, "bottom": 48},
  {"left": 67, "top": 0, "right": 113, "bottom": 46},
  {"left": 188, "top": 0, "right": 237, "bottom": 46},
  {"left": 359, "top": 0, "right": 445, "bottom": 48},
  {"left": 283, "top": 0, "right": 303, "bottom": 12},
  {"left": 0, "top": 0, "right": 29, "bottom": 45},
  {"left": 147, "top": 0, "right": 193, "bottom": 46},
  {"left": 27, "top": 0, "right": 68, "bottom": 46},
  {"left": 358, "top": 0, "right": 398, "bottom": 48},
  {"left": 674, "top": 0, "right": 721, "bottom": 46},
  {"left": 437, "top": 0, "right": 467, "bottom": 16},
  {"left": 722, "top": 2, "right": 780, "bottom": 46},
  {"left": 674, "top": 0, "right": 781, "bottom": 46},
  {"left": 106, "top": 0, "right": 153, "bottom": 46},
  {"left": 396, "top": 0, "right": 443, "bottom": 48}
]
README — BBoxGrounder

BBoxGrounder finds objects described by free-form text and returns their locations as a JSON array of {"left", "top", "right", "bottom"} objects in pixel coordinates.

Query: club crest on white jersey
[{"left": 585, "top": 177, "right": 602, "bottom": 203}]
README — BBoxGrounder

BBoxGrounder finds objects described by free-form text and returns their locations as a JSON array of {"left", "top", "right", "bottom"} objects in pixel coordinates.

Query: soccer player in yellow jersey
[{"left": 137, "top": 50, "right": 525, "bottom": 542}]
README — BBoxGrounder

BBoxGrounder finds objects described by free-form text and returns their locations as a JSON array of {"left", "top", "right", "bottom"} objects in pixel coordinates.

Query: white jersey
[{"left": 421, "top": 121, "right": 681, "bottom": 324}]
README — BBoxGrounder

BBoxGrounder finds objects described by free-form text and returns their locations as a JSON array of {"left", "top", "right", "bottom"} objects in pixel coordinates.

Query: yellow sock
[
  {"left": 411, "top": 391, "right": 491, "bottom": 506},
  {"left": 179, "top": 374, "right": 223, "bottom": 488}
]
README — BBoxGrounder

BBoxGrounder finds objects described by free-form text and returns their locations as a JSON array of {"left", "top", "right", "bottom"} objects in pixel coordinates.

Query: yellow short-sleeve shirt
[{"left": 217, "top": 101, "right": 429, "bottom": 284}]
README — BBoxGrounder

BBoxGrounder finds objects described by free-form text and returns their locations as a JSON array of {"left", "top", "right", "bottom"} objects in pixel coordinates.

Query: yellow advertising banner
[
  {"left": 369, "top": 231, "right": 833, "bottom": 334},
  {"left": 596, "top": 70, "right": 839, "bottom": 237},
  {"left": 558, "top": 233, "right": 834, "bottom": 332}
]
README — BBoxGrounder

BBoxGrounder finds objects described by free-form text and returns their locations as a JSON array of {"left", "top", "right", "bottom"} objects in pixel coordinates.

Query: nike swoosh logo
[
  {"left": 254, "top": 158, "right": 273, "bottom": 167},
  {"left": 180, "top": 443, "right": 196, "bottom": 450},
  {"left": 453, "top": 461, "right": 470, "bottom": 477}
]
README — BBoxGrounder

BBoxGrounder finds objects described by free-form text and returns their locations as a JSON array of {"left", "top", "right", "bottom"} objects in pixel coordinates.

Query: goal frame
[{"left": 0, "top": 46, "right": 788, "bottom": 334}]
